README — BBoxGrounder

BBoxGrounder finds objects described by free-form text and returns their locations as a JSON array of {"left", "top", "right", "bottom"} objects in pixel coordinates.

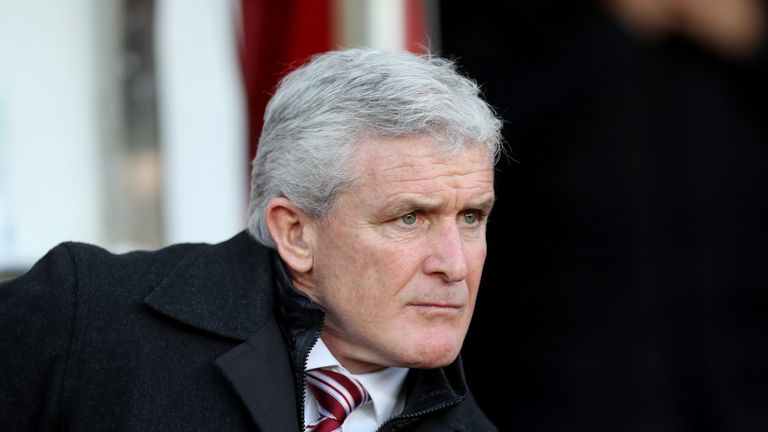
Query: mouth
[{"left": 408, "top": 303, "right": 464, "bottom": 313}]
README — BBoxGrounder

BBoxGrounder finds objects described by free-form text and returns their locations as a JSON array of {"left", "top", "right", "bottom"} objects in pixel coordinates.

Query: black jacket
[{"left": 0, "top": 231, "right": 496, "bottom": 431}]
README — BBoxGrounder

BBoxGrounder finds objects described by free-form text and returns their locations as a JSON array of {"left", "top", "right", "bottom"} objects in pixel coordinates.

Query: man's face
[{"left": 301, "top": 136, "right": 495, "bottom": 373}]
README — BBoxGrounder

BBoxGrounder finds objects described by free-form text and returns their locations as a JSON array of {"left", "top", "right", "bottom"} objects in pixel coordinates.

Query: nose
[{"left": 423, "top": 222, "right": 470, "bottom": 283}]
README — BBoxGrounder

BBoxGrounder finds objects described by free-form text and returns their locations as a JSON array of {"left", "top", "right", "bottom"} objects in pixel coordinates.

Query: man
[{"left": 0, "top": 48, "right": 502, "bottom": 431}]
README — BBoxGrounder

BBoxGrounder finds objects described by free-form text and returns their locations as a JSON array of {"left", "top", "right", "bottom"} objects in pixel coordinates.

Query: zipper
[
  {"left": 374, "top": 394, "right": 465, "bottom": 432},
  {"left": 297, "top": 320, "right": 324, "bottom": 432}
]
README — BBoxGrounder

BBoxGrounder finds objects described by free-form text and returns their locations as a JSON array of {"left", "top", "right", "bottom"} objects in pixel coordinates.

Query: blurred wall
[
  {"left": 0, "top": 0, "right": 434, "bottom": 280},
  {"left": 0, "top": 0, "right": 112, "bottom": 271}
]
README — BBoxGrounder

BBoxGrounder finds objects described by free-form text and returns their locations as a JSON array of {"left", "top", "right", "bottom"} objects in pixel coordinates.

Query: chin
[
  {"left": 407, "top": 336, "right": 463, "bottom": 369},
  {"left": 409, "top": 351, "right": 460, "bottom": 369}
]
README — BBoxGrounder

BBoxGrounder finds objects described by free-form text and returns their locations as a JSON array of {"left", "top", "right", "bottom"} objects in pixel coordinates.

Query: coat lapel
[
  {"left": 215, "top": 316, "right": 299, "bottom": 431},
  {"left": 143, "top": 231, "right": 299, "bottom": 430}
]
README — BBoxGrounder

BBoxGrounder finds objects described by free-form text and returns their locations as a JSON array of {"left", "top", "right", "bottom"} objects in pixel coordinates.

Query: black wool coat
[{"left": 0, "top": 232, "right": 496, "bottom": 431}]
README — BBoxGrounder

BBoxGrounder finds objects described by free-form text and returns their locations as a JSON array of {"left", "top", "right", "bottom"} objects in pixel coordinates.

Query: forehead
[{"left": 351, "top": 136, "right": 494, "bottom": 186}]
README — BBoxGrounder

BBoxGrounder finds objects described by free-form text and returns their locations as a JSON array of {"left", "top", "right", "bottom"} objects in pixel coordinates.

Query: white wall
[
  {"left": 0, "top": 0, "right": 247, "bottom": 273},
  {"left": 0, "top": 0, "right": 107, "bottom": 270},
  {"left": 155, "top": 0, "right": 247, "bottom": 245}
]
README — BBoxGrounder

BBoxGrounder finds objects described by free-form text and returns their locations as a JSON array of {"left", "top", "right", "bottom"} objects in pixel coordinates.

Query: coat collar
[
  {"left": 143, "top": 231, "right": 301, "bottom": 430},
  {"left": 143, "top": 230, "right": 274, "bottom": 341}
]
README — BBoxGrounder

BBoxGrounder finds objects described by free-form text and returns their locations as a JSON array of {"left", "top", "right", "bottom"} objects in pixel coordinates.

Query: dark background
[{"left": 440, "top": 2, "right": 768, "bottom": 431}]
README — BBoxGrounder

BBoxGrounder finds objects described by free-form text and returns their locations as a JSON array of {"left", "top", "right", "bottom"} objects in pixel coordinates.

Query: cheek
[
  {"left": 377, "top": 245, "right": 430, "bottom": 294},
  {"left": 321, "top": 240, "right": 397, "bottom": 305}
]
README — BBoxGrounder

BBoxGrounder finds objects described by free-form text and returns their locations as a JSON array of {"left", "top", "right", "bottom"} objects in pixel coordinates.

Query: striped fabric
[{"left": 305, "top": 368, "right": 371, "bottom": 432}]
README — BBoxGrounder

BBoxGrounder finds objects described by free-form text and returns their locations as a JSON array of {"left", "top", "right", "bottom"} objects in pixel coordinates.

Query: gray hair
[{"left": 247, "top": 48, "right": 503, "bottom": 247}]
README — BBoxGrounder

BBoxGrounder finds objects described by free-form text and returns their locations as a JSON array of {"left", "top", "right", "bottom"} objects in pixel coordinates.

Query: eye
[
  {"left": 462, "top": 211, "right": 479, "bottom": 225},
  {"left": 400, "top": 212, "right": 418, "bottom": 225}
]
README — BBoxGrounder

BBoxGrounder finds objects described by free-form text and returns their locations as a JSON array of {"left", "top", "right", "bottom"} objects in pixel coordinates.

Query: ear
[{"left": 265, "top": 197, "right": 315, "bottom": 273}]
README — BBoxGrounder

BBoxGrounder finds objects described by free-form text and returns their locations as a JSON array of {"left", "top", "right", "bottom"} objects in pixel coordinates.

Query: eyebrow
[
  {"left": 469, "top": 195, "right": 496, "bottom": 212},
  {"left": 383, "top": 194, "right": 496, "bottom": 217}
]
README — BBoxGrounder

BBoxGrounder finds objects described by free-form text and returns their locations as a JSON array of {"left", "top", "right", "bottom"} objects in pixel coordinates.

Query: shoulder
[
  {"left": 0, "top": 232, "right": 271, "bottom": 428},
  {"left": 7, "top": 238, "right": 207, "bottom": 284},
  {"left": 0, "top": 239, "right": 208, "bottom": 426},
  {"left": 0, "top": 233, "right": 260, "bottom": 327},
  {"left": 61, "top": 239, "right": 206, "bottom": 287},
  {"left": 0, "top": 239, "right": 211, "bottom": 342}
]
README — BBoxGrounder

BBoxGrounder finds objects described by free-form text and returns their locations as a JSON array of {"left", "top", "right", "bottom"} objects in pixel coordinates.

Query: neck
[{"left": 320, "top": 332, "right": 388, "bottom": 374}]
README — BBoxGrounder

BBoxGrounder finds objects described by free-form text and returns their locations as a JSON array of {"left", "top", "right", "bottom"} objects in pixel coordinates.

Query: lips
[
  {"left": 408, "top": 303, "right": 464, "bottom": 314},
  {"left": 410, "top": 303, "right": 462, "bottom": 308}
]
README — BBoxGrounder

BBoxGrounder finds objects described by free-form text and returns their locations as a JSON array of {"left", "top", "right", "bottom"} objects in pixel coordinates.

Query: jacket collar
[
  {"left": 271, "top": 253, "right": 325, "bottom": 374},
  {"left": 143, "top": 230, "right": 273, "bottom": 341}
]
